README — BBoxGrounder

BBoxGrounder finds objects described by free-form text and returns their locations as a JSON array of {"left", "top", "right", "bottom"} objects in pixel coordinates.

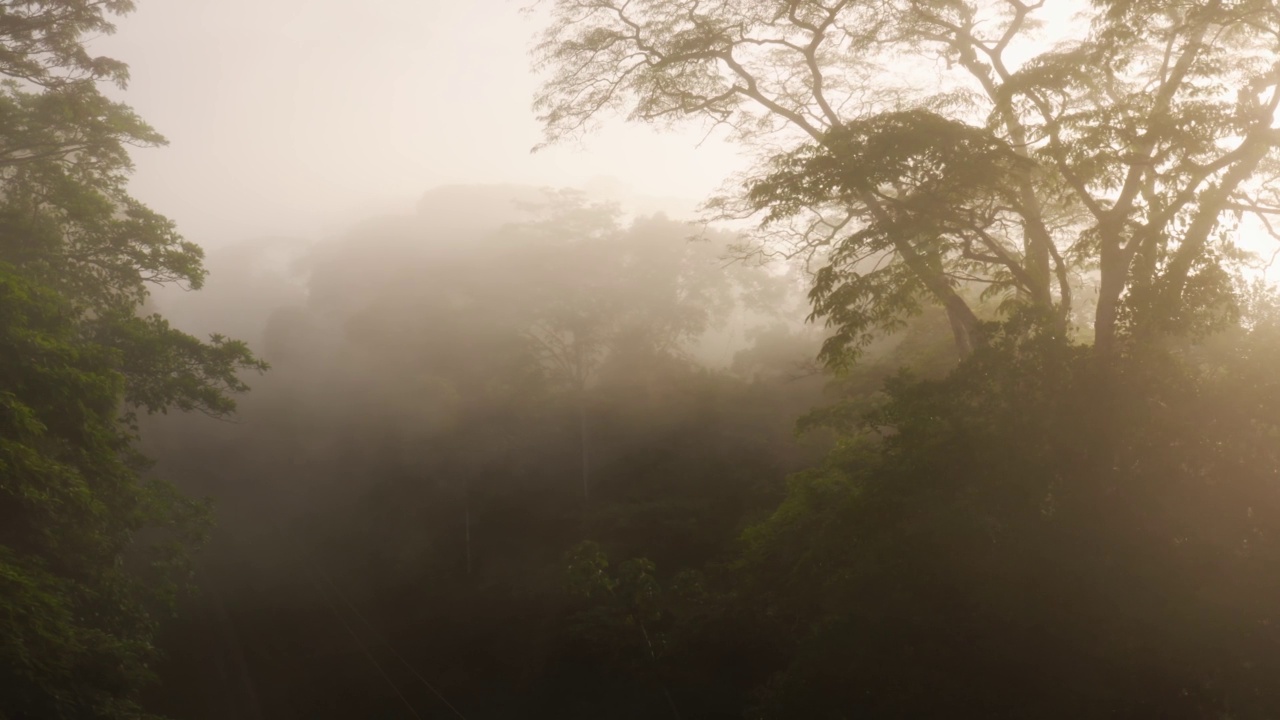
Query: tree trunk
[
  {"left": 1094, "top": 285, "right": 1121, "bottom": 357},
  {"left": 1094, "top": 229, "right": 1134, "bottom": 358},
  {"left": 890, "top": 238, "right": 981, "bottom": 358},
  {"left": 861, "top": 192, "right": 982, "bottom": 359},
  {"left": 943, "top": 296, "right": 979, "bottom": 359}
]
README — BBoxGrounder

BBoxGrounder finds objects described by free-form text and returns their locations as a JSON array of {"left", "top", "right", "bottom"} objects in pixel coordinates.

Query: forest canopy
[
  {"left": 525, "top": 0, "right": 1280, "bottom": 715},
  {"left": 8, "top": 1, "right": 1280, "bottom": 719},
  {"left": 535, "top": 0, "right": 1280, "bottom": 360}
]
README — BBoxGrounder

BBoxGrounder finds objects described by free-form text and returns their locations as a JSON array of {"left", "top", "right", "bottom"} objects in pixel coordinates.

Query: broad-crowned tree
[{"left": 534, "top": 0, "right": 1280, "bottom": 361}]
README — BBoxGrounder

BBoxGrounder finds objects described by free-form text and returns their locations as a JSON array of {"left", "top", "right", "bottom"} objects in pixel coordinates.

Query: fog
[
  {"left": 135, "top": 180, "right": 845, "bottom": 717},
  {"left": 11, "top": 2, "right": 1280, "bottom": 719},
  {"left": 91, "top": 0, "right": 743, "bottom": 246},
  {"left": 86, "top": 9, "right": 831, "bottom": 711}
]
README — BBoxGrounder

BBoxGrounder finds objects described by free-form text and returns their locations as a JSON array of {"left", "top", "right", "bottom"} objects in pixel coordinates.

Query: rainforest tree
[
  {"left": 0, "top": 2, "right": 263, "bottom": 717},
  {"left": 534, "top": 0, "right": 1280, "bottom": 360},
  {"left": 536, "top": 3, "right": 1280, "bottom": 717}
]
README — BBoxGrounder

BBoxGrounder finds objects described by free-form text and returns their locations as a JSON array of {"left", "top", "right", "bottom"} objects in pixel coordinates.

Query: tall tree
[
  {"left": 0, "top": 2, "right": 264, "bottom": 717},
  {"left": 0, "top": 265, "right": 213, "bottom": 720},
  {"left": 534, "top": 0, "right": 1280, "bottom": 360}
]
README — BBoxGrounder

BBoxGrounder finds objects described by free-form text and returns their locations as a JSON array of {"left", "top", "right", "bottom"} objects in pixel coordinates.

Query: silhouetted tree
[{"left": 535, "top": 0, "right": 1280, "bottom": 359}]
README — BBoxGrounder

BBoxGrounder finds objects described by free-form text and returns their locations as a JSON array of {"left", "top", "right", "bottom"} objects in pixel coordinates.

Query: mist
[
  {"left": 88, "top": 0, "right": 742, "bottom": 248},
  {"left": 8, "top": 2, "right": 1280, "bottom": 719},
  {"left": 135, "top": 183, "right": 840, "bottom": 717}
]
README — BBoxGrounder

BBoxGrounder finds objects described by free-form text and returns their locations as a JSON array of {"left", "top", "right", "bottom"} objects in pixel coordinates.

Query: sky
[
  {"left": 92, "top": 0, "right": 744, "bottom": 248},
  {"left": 86, "top": 1, "right": 1280, "bottom": 279}
]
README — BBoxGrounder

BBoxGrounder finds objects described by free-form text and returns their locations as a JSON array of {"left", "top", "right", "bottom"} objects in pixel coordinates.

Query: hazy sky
[{"left": 93, "top": 0, "right": 743, "bottom": 247}]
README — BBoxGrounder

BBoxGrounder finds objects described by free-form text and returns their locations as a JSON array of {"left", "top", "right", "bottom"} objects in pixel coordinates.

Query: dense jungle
[{"left": 7, "top": 1, "right": 1280, "bottom": 719}]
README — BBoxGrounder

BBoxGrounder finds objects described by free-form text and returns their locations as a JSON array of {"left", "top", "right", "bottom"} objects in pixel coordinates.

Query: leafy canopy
[
  {"left": 534, "top": 0, "right": 1280, "bottom": 360},
  {"left": 0, "top": 1, "right": 264, "bottom": 717}
]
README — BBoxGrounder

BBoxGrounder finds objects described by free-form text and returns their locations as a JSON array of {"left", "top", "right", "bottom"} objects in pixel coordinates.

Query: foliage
[
  {"left": 730, "top": 309, "right": 1280, "bottom": 718},
  {"left": 0, "top": 266, "right": 213, "bottom": 720},
  {"left": 532, "top": 11, "right": 1280, "bottom": 714},
  {"left": 136, "top": 173, "right": 1280, "bottom": 720},
  {"left": 137, "top": 187, "right": 827, "bottom": 718},
  {"left": 0, "top": 79, "right": 266, "bottom": 422},
  {"left": 0, "top": 0, "right": 134, "bottom": 89},
  {"left": 0, "top": 2, "right": 263, "bottom": 717},
  {"left": 535, "top": 0, "right": 1280, "bottom": 359}
]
